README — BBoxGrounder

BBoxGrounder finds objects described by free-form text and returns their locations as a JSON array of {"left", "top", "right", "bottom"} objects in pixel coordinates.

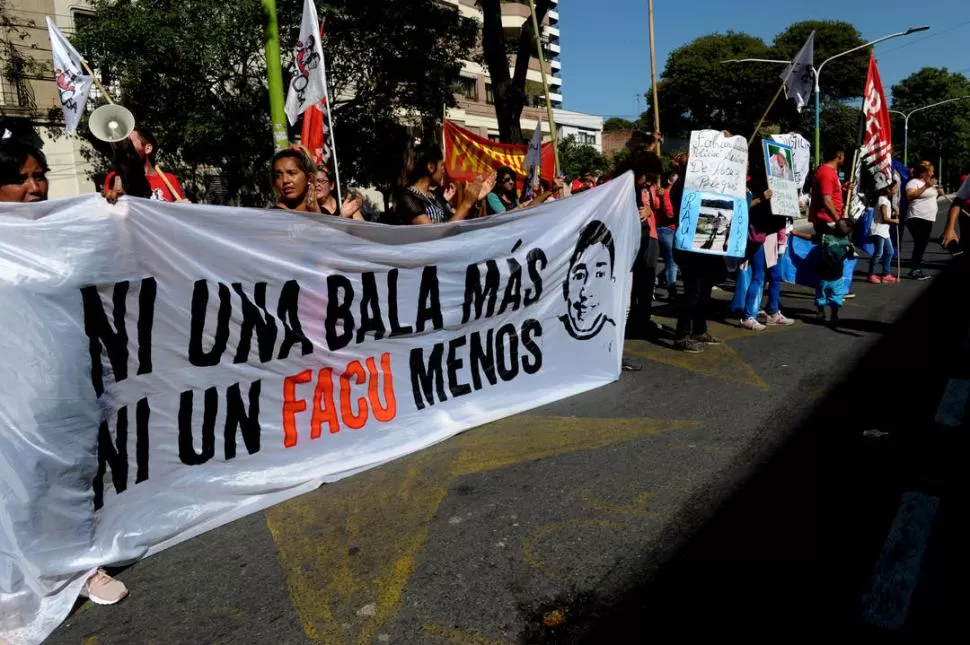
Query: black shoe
[
  {"left": 815, "top": 308, "right": 826, "bottom": 321},
  {"left": 830, "top": 309, "right": 841, "bottom": 326},
  {"left": 621, "top": 357, "right": 642, "bottom": 371},
  {"left": 909, "top": 269, "right": 931, "bottom": 281},
  {"left": 691, "top": 333, "right": 721, "bottom": 345},
  {"left": 674, "top": 339, "right": 703, "bottom": 353}
]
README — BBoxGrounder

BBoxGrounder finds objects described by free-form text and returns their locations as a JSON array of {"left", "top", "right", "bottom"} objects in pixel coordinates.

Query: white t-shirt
[
  {"left": 871, "top": 196, "right": 892, "bottom": 238},
  {"left": 906, "top": 178, "right": 940, "bottom": 222}
]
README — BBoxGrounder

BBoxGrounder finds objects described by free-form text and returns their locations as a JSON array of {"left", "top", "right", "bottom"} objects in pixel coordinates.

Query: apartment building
[
  {"left": 443, "top": 0, "right": 603, "bottom": 152},
  {"left": 0, "top": 0, "right": 96, "bottom": 197}
]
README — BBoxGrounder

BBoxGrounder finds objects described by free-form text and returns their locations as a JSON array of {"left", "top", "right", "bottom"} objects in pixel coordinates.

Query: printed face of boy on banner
[{"left": 559, "top": 220, "right": 616, "bottom": 341}]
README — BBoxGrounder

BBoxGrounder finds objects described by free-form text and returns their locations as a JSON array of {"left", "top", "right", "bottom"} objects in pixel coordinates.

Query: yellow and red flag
[{"left": 444, "top": 120, "right": 555, "bottom": 186}]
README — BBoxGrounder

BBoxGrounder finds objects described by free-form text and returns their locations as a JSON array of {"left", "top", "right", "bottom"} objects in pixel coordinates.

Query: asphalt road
[{"left": 49, "top": 206, "right": 966, "bottom": 644}]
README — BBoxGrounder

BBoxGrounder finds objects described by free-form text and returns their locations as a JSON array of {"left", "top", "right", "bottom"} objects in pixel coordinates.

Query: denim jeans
[
  {"left": 730, "top": 244, "right": 766, "bottom": 320},
  {"left": 868, "top": 235, "right": 894, "bottom": 277},
  {"left": 657, "top": 226, "right": 679, "bottom": 286},
  {"left": 765, "top": 250, "right": 784, "bottom": 315}
]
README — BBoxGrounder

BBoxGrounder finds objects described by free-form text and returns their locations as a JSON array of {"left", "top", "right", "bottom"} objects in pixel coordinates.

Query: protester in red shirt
[
  {"left": 103, "top": 126, "right": 186, "bottom": 202},
  {"left": 809, "top": 144, "right": 853, "bottom": 236}
]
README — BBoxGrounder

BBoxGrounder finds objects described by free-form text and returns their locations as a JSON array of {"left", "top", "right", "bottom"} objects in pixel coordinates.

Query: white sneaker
[
  {"left": 741, "top": 316, "right": 766, "bottom": 331},
  {"left": 764, "top": 311, "right": 795, "bottom": 326},
  {"left": 81, "top": 569, "right": 129, "bottom": 605}
]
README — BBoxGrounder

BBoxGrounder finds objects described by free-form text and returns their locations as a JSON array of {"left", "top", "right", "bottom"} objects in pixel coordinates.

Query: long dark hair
[
  {"left": 493, "top": 165, "right": 516, "bottom": 199},
  {"left": 112, "top": 138, "right": 151, "bottom": 198},
  {"left": 0, "top": 140, "right": 48, "bottom": 186},
  {"left": 403, "top": 141, "right": 443, "bottom": 186}
]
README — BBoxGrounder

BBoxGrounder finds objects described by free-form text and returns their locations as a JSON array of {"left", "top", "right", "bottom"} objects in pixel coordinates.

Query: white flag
[
  {"left": 285, "top": 0, "right": 329, "bottom": 126},
  {"left": 520, "top": 117, "right": 543, "bottom": 201},
  {"left": 780, "top": 31, "right": 815, "bottom": 113},
  {"left": 46, "top": 17, "right": 93, "bottom": 134}
]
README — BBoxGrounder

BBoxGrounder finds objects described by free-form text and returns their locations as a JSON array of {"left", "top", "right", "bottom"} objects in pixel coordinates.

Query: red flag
[
  {"left": 301, "top": 102, "right": 331, "bottom": 165},
  {"left": 299, "top": 19, "right": 333, "bottom": 167},
  {"left": 860, "top": 52, "right": 893, "bottom": 191},
  {"left": 443, "top": 120, "right": 555, "bottom": 187}
]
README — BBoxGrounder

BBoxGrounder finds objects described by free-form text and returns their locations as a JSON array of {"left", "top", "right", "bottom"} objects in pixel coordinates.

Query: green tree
[
  {"left": 649, "top": 32, "right": 777, "bottom": 139},
  {"left": 891, "top": 67, "right": 970, "bottom": 185},
  {"left": 603, "top": 117, "right": 634, "bottom": 132},
  {"left": 647, "top": 21, "right": 868, "bottom": 144},
  {"left": 71, "top": 0, "right": 477, "bottom": 205},
  {"left": 769, "top": 21, "right": 867, "bottom": 136},
  {"left": 558, "top": 135, "right": 607, "bottom": 180}
]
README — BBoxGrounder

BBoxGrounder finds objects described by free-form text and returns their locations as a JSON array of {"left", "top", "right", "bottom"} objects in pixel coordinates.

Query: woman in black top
[{"left": 395, "top": 142, "right": 495, "bottom": 225}]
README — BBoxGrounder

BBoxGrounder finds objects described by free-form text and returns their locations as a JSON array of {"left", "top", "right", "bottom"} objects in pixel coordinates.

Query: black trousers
[
  {"left": 907, "top": 218, "right": 934, "bottom": 270},
  {"left": 629, "top": 234, "right": 659, "bottom": 332},
  {"left": 675, "top": 252, "right": 726, "bottom": 339}
]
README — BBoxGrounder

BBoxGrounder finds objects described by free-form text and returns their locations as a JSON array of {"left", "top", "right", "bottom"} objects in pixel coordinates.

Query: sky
[{"left": 558, "top": 0, "right": 969, "bottom": 119}]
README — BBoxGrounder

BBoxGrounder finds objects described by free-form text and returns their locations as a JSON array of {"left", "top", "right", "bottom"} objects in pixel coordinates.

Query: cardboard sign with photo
[{"left": 762, "top": 139, "right": 799, "bottom": 218}]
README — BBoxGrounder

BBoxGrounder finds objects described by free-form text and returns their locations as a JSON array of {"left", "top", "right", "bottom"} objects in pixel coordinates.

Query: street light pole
[
  {"left": 722, "top": 26, "right": 929, "bottom": 167},
  {"left": 889, "top": 96, "right": 970, "bottom": 167}
]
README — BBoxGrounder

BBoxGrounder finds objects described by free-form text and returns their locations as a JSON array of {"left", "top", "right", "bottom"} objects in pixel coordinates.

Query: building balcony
[
  {"left": 550, "top": 59, "right": 562, "bottom": 70},
  {"left": 548, "top": 42, "right": 560, "bottom": 54},
  {"left": 548, "top": 10, "right": 559, "bottom": 22},
  {"left": 543, "top": 25, "right": 560, "bottom": 38}
]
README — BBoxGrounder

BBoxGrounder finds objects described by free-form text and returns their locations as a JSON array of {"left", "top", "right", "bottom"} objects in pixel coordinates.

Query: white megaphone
[{"left": 89, "top": 104, "right": 136, "bottom": 143}]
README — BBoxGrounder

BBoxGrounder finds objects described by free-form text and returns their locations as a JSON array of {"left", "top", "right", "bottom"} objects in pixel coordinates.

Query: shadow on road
[{"left": 521, "top": 262, "right": 967, "bottom": 643}]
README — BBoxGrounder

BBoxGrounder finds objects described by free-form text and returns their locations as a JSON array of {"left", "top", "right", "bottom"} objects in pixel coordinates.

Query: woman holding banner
[
  {"left": 273, "top": 148, "right": 321, "bottom": 212},
  {"left": 0, "top": 137, "right": 130, "bottom": 607}
]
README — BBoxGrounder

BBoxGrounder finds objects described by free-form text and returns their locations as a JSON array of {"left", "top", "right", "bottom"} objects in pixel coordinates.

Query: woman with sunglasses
[
  {"left": 485, "top": 165, "right": 557, "bottom": 215},
  {"left": 314, "top": 166, "right": 364, "bottom": 219}
]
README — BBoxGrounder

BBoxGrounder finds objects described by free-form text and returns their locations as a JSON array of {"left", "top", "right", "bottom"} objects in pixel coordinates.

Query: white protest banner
[
  {"left": 771, "top": 133, "right": 811, "bottom": 191},
  {"left": 0, "top": 176, "right": 639, "bottom": 645},
  {"left": 683, "top": 129, "right": 749, "bottom": 198},
  {"left": 675, "top": 130, "right": 749, "bottom": 259},
  {"left": 763, "top": 139, "right": 800, "bottom": 218}
]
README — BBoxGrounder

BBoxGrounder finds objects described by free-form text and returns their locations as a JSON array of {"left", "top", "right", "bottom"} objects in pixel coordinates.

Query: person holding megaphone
[{"left": 102, "top": 126, "right": 187, "bottom": 203}]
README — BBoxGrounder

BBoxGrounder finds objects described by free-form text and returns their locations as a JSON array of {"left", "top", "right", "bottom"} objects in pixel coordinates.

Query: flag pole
[
  {"left": 648, "top": 0, "right": 661, "bottom": 155},
  {"left": 322, "top": 96, "right": 342, "bottom": 208},
  {"left": 262, "top": 0, "right": 290, "bottom": 151},
  {"left": 528, "top": 0, "right": 559, "bottom": 176},
  {"left": 748, "top": 83, "right": 788, "bottom": 148}
]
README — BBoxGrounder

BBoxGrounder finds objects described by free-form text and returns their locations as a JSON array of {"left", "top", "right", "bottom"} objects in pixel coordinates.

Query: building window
[
  {"left": 578, "top": 132, "right": 596, "bottom": 146},
  {"left": 485, "top": 83, "right": 494, "bottom": 105},
  {"left": 457, "top": 76, "right": 477, "bottom": 101}
]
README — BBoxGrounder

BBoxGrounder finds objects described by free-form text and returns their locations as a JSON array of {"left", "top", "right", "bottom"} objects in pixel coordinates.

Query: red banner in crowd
[
  {"left": 444, "top": 120, "right": 555, "bottom": 186},
  {"left": 860, "top": 52, "right": 893, "bottom": 191}
]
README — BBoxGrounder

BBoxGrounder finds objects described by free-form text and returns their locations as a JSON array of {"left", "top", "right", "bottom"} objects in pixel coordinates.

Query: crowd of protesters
[{"left": 1, "top": 114, "right": 968, "bottom": 614}]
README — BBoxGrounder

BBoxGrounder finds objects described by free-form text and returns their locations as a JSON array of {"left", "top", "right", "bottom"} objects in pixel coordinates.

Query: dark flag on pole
[{"left": 780, "top": 31, "right": 815, "bottom": 113}]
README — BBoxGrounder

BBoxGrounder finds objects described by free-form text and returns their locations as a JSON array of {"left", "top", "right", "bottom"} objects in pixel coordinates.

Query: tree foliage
[
  {"left": 646, "top": 21, "right": 868, "bottom": 147},
  {"left": 891, "top": 67, "right": 970, "bottom": 184},
  {"left": 651, "top": 32, "right": 777, "bottom": 139},
  {"left": 72, "top": 0, "right": 477, "bottom": 205},
  {"left": 558, "top": 135, "right": 607, "bottom": 180},
  {"left": 603, "top": 117, "right": 634, "bottom": 132}
]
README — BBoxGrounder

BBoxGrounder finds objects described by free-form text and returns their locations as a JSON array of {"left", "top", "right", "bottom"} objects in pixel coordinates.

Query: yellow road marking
[
  {"left": 266, "top": 415, "right": 696, "bottom": 643},
  {"left": 520, "top": 519, "right": 626, "bottom": 582},
  {"left": 422, "top": 622, "right": 513, "bottom": 645}
]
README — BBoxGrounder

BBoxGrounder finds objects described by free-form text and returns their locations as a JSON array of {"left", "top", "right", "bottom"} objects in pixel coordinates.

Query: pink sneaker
[
  {"left": 883, "top": 274, "right": 898, "bottom": 284},
  {"left": 765, "top": 311, "right": 795, "bottom": 326},
  {"left": 867, "top": 275, "right": 882, "bottom": 284},
  {"left": 81, "top": 569, "right": 128, "bottom": 605}
]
